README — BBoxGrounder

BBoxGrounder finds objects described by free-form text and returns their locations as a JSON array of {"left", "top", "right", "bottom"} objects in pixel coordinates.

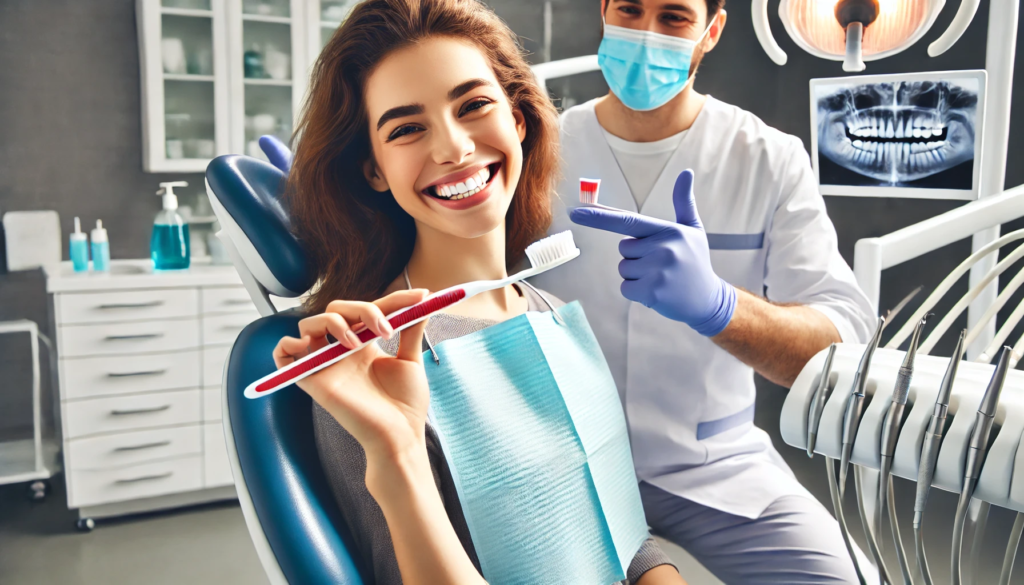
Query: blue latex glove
[
  {"left": 258, "top": 135, "right": 293, "bottom": 174},
  {"left": 569, "top": 169, "right": 737, "bottom": 337}
]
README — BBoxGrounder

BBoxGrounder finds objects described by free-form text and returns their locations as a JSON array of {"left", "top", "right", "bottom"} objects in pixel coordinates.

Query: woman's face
[{"left": 362, "top": 37, "right": 527, "bottom": 240}]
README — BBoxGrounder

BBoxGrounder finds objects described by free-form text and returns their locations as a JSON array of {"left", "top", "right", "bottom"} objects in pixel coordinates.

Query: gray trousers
[{"left": 640, "top": 482, "right": 859, "bottom": 584}]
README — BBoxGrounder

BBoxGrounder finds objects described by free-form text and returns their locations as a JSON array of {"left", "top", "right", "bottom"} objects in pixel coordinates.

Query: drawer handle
[
  {"left": 113, "top": 440, "right": 172, "bottom": 452},
  {"left": 110, "top": 405, "right": 171, "bottom": 416},
  {"left": 105, "top": 333, "right": 165, "bottom": 341},
  {"left": 97, "top": 301, "right": 165, "bottom": 310},
  {"left": 107, "top": 369, "right": 167, "bottom": 378},
  {"left": 115, "top": 471, "right": 173, "bottom": 484}
]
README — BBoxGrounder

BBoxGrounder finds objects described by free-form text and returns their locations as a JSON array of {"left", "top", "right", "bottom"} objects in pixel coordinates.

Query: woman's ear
[
  {"left": 513, "top": 106, "right": 527, "bottom": 143},
  {"left": 362, "top": 157, "right": 390, "bottom": 192}
]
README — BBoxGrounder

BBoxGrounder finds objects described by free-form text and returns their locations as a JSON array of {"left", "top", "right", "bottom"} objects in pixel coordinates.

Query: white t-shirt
[{"left": 600, "top": 127, "right": 687, "bottom": 210}]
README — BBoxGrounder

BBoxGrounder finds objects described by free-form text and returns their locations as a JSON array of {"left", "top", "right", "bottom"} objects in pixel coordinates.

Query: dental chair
[{"left": 205, "top": 152, "right": 366, "bottom": 584}]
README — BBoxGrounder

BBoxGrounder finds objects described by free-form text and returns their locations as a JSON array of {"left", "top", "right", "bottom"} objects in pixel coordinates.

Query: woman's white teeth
[{"left": 431, "top": 166, "right": 492, "bottom": 200}]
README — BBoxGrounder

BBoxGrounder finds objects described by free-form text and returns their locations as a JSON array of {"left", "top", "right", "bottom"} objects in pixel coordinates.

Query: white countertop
[{"left": 45, "top": 259, "right": 244, "bottom": 293}]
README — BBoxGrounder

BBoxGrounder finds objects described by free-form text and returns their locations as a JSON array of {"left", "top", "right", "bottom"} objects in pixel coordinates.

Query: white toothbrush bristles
[
  {"left": 579, "top": 178, "right": 600, "bottom": 206},
  {"left": 525, "top": 231, "right": 578, "bottom": 268}
]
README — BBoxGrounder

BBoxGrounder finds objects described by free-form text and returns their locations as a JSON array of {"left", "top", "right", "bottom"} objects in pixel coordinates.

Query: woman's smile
[{"left": 422, "top": 162, "right": 502, "bottom": 210}]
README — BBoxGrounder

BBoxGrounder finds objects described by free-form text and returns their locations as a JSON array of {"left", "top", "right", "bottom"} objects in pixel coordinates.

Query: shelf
[
  {"left": 244, "top": 77, "right": 291, "bottom": 86},
  {"left": 164, "top": 73, "right": 215, "bottom": 82},
  {"left": 161, "top": 7, "right": 213, "bottom": 18},
  {"left": 242, "top": 14, "right": 291, "bottom": 25}
]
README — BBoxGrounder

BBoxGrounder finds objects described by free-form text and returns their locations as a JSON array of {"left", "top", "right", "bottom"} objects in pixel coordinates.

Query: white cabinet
[
  {"left": 137, "top": 0, "right": 230, "bottom": 172},
  {"left": 46, "top": 260, "right": 270, "bottom": 520},
  {"left": 138, "top": 0, "right": 355, "bottom": 172}
]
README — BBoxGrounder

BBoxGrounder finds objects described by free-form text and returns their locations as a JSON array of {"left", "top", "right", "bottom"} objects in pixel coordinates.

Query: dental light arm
[
  {"left": 914, "top": 329, "right": 966, "bottom": 585},
  {"left": 751, "top": 0, "right": 787, "bottom": 66},
  {"left": 877, "top": 316, "right": 927, "bottom": 585},
  {"left": 886, "top": 229, "right": 1024, "bottom": 351},
  {"left": 952, "top": 346, "right": 1011, "bottom": 585},
  {"left": 928, "top": 0, "right": 981, "bottom": 57}
]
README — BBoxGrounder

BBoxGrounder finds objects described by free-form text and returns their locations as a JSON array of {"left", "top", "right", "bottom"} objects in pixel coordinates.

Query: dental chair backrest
[{"left": 205, "top": 155, "right": 366, "bottom": 584}]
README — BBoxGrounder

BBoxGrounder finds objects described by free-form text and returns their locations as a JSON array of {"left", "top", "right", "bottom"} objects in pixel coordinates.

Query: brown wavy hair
[{"left": 288, "top": 0, "right": 560, "bottom": 312}]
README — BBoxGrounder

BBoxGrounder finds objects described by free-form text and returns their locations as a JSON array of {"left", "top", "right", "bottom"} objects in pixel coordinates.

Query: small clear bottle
[
  {"left": 91, "top": 219, "right": 110, "bottom": 272},
  {"left": 151, "top": 181, "right": 191, "bottom": 271}
]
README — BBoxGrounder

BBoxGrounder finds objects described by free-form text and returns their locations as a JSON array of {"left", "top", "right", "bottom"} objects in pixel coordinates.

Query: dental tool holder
[{"left": 782, "top": 344, "right": 1024, "bottom": 511}]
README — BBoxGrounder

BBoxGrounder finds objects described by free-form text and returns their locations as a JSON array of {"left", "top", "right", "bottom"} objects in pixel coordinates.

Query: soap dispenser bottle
[
  {"left": 91, "top": 219, "right": 110, "bottom": 272},
  {"left": 151, "top": 181, "right": 190, "bottom": 271}
]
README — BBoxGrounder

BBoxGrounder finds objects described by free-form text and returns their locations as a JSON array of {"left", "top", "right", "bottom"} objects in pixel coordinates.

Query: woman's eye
[
  {"left": 459, "top": 98, "right": 493, "bottom": 116},
  {"left": 387, "top": 125, "right": 422, "bottom": 141}
]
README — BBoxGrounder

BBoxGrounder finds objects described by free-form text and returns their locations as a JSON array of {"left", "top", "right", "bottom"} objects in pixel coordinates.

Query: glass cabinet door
[
  {"left": 137, "top": 0, "right": 229, "bottom": 172},
  {"left": 227, "top": 0, "right": 306, "bottom": 162}
]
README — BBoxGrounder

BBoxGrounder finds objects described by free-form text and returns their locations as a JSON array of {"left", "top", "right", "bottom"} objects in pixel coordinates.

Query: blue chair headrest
[
  {"left": 206, "top": 155, "right": 315, "bottom": 296},
  {"left": 228, "top": 314, "right": 366, "bottom": 583}
]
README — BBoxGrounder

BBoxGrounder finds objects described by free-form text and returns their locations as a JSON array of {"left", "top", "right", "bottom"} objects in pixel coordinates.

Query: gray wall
[{"left": 1, "top": 2, "right": 1023, "bottom": 578}]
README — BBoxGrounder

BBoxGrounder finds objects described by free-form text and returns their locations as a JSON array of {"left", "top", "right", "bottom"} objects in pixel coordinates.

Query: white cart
[{"left": 0, "top": 319, "right": 58, "bottom": 501}]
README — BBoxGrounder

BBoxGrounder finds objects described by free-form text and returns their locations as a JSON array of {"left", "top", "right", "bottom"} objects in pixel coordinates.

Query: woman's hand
[{"left": 273, "top": 289, "right": 431, "bottom": 465}]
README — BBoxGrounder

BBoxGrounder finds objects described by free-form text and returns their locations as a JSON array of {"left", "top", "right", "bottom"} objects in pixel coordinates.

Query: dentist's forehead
[{"left": 364, "top": 37, "right": 499, "bottom": 122}]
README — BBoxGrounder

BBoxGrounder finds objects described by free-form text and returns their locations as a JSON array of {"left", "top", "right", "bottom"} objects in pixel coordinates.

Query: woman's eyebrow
[
  {"left": 448, "top": 78, "right": 493, "bottom": 101},
  {"left": 377, "top": 104, "right": 425, "bottom": 131}
]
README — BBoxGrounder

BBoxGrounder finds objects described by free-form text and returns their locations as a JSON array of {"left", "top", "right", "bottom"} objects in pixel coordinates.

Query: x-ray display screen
[{"left": 811, "top": 71, "right": 985, "bottom": 200}]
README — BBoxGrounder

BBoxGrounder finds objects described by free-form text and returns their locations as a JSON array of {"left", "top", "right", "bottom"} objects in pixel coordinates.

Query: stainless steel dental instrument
[
  {"left": 840, "top": 315, "right": 886, "bottom": 496},
  {"left": 807, "top": 343, "right": 838, "bottom": 458},
  {"left": 877, "top": 315, "right": 929, "bottom": 585},
  {"left": 913, "top": 329, "right": 966, "bottom": 585},
  {"left": 951, "top": 346, "right": 1011, "bottom": 585}
]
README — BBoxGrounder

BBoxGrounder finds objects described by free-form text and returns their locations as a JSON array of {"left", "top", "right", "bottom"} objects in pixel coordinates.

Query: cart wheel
[
  {"left": 76, "top": 518, "right": 95, "bottom": 532},
  {"left": 26, "top": 480, "right": 49, "bottom": 502}
]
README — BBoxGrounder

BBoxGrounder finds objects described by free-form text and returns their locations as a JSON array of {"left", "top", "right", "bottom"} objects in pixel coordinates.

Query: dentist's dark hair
[{"left": 288, "top": 0, "right": 559, "bottom": 311}]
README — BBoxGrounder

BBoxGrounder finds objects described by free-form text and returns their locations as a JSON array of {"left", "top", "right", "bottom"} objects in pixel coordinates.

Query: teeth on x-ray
[{"left": 817, "top": 81, "right": 977, "bottom": 184}]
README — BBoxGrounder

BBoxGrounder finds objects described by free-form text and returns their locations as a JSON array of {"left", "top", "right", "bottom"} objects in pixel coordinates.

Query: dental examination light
[{"left": 753, "top": 0, "right": 979, "bottom": 72}]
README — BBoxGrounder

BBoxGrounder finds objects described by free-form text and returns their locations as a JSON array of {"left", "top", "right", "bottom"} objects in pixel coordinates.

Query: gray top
[{"left": 312, "top": 284, "right": 673, "bottom": 584}]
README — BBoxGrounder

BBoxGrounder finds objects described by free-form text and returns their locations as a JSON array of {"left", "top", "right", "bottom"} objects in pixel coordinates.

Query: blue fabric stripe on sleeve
[
  {"left": 696, "top": 403, "right": 756, "bottom": 440},
  {"left": 707, "top": 232, "right": 765, "bottom": 250}
]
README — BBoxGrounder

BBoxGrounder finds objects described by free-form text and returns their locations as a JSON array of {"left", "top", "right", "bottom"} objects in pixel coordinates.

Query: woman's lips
[{"left": 424, "top": 163, "right": 500, "bottom": 211}]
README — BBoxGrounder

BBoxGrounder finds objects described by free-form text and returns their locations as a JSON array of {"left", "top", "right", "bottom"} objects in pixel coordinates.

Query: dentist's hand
[{"left": 569, "top": 169, "right": 737, "bottom": 337}]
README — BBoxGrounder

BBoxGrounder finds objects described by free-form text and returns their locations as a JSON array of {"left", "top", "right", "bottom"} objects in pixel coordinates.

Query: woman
[{"left": 272, "top": 1, "right": 683, "bottom": 583}]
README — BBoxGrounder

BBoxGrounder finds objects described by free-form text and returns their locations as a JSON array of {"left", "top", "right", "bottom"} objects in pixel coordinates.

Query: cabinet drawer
[
  {"left": 69, "top": 456, "right": 202, "bottom": 508},
  {"left": 203, "top": 387, "right": 222, "bottom": 421},
  {"left": 61, "top": 350, "right": 200, "bottom": 400},
  {"left": 204, "top": 422, "right": 233, "bottom": 487},
  {"left": 202, "top": 312, "right": 259, "bottom": 346},
  {"left": 65, "top": 389, "right": 201, "bottom": 439},
  {"left": 202, "top": 286, "right": 254, "bottom": 315},
  {"left": 59, "top": 318, "right": 200, "bottom": 358},
  {"left": 202, "top": 345, "right": 231, "bottom": 387},
  {"left": 58, "top": 289, "right": 198, "bottom": 325},
  {"left": 66, "top": 425, "right": 202, "bottom": 470}
]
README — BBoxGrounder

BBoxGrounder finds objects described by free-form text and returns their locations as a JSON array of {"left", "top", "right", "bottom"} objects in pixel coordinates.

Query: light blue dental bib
[{"left": 424, "top": 302, "right": 648, "bottom": 585}]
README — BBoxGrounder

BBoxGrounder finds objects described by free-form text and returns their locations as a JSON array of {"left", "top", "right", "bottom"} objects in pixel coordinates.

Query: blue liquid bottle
[{"left": 152, "top": 181, "right": 191, "bottom": 271}]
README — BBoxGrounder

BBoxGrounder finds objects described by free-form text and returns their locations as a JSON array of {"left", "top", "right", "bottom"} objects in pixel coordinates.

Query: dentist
[{"left": 531, "top": 0, "right": 875, "bottom": 582}]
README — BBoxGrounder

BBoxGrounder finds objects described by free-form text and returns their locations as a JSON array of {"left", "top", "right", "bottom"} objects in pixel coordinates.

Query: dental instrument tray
[{"left": 782, "top": 344, "right": 1023, "bottom": 511}]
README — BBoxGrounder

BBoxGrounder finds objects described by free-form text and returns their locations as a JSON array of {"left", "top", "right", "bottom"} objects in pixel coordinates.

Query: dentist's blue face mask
[{"left": 598, "top": 19, "right": 714, "bottom": 112}]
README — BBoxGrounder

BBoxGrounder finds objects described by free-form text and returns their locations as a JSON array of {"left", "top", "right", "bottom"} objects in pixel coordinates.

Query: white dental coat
[{"left": 531, "top": 97, "right": 875, "bottom": 518}]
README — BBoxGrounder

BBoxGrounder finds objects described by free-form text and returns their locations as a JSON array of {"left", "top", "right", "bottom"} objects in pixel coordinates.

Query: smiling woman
[
  {"left": 288, "top": 0, "right": 559, "bottom": 311},
  {"left": 273, "top": 1, "right": 681, "bottom": 584}
]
